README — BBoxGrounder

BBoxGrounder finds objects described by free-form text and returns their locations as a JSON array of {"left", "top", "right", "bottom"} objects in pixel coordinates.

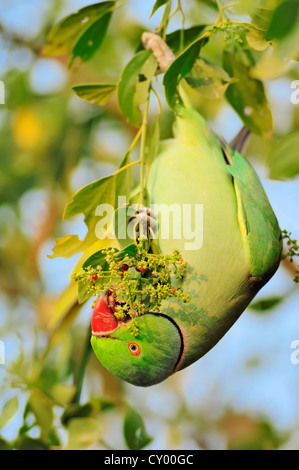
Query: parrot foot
[{"left": 128, "top": 205, "right": 158, "bottom": 242}]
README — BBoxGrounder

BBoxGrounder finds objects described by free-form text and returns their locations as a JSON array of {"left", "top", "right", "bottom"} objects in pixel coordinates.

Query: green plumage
[
  {"left": 91, "top": 312, "right": 182, "bottom": 386},
  {"left": 227, "top": 149, "right": 282, "bottom": 281},
  {"left": 91, "top": 106, "right": 282, "bottom": 386},
  {"left": 147, "top": 106, "right": 282, "bottom": 372}
]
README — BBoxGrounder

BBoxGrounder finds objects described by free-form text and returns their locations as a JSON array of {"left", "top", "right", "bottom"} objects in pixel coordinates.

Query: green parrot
[{"left": 91, "top": 106, "right": 282, "bottom": 387}]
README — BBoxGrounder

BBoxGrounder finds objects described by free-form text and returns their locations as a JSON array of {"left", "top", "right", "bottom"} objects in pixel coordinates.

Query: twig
[
  {"left": 72, "top": 326, "right": 92, "bottom": 404},
  {"left": 230, "top": 126, "right": 251, "bottom": 152},
  {"left": 139, "top": 96, "right": 150, "bottom": 209}
]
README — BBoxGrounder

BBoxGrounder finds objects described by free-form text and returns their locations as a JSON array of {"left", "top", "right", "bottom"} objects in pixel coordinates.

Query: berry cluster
[
  {"left": 72, "top": 240, "right": 191, "bottom": 321},
  {"left": 282, "top": 230, "right": 299, "bottom": 283}
]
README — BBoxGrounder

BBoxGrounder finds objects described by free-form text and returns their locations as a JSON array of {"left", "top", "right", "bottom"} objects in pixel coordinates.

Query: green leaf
[
  {"left": 63, "top": 174, "right": 116, "bottom": 250},
  {"left": 73, "top": 84, "right": 117, "bottom": 106},
  {"left": 118, "top": 50, "right": 158, "bottom": 127},
  {"left": 71, "top": 12, "right": 113, "bottom": 65},
  {"left": 150, "top": 0, "right": 169, "bottom": 18},
  {"left": 113, "top": 206, "right": 137, "bottom": 249},
  {"left": 50, "top": 384, "right": 76, "bottom": 407},
  {"left": 163, "top": 35, "right": 208, "bottom": 109},
  {"left": 249, "top": 296, "right": 284, "bottom": 312},
  {"left": 114, "top": 243, "right": 138, "bottom": 260},
  {"left": 242, "top": 23, "right": 270, "bottom": 51},
  {"left": 251, "top": 24, "right": 299, "bottom": 80},
  {"left": 77, "top": 282, "right": 93, "bottom": 305},
  {"left": 0, "top": 438, "right": 11, "bottom": 450},
  {"left": 268, "top": 132, "right": 299, "bottom": 179},
  {"left": 43, "top": 2, "right": 115, "bottom": 59},
  {"left": 123, "top": 406, "right": 153, "bottom": 450},
  {"left": 61, "top": 403, "right": 94, "bottom": 427},
  {"left": 250, "top": 7, "right": 274, "bottom": 30},
  {"left": 60, "top": 153, "right": 134, "bottom": 301},
  {"left": 66, "top": 417, "right": 101, "bottom": 450},
  {"left": 49, "top": 152, "right": 134, "bottom": 262},
  {"left": 98, "top": 399, "right": 116, "bottom": 412},
  {"left": 29, "top": 390, "right": 53, "bottom": 442},
  {"left": 266, "top": 0, "right": 299, "bottom": 40},
  {"left": 16, "top": 436, "right": 49, "bottom": 450},
  {"left": 49, "top": 143, "right": 133, "bottom": 266},
  {"left": 0, "top": 396, "right": 18, "bottom": 429},
  {"left": 223, "top": 39, "right": 273, "bottom": 138},
  {"left": 78, "top": 249, "right": 110, "bottom": 304},
  {"left": 82, "top": 249, "right": 109, "bottom": 270},
  {"left": 166, "top": 25, "right": 207, "bottom": 54},
  {"left": 48, "top": 429, "right": 61, "bottom": 447},
  {"left": 48, "top": 234, "right": 90, "bottom": 260},
  {"left": 186, "top": 57, "right": 233, "bottom": 100}
]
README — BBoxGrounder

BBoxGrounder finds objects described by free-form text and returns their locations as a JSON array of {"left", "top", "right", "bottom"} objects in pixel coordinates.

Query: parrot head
[{"left": 90, "top": 292, "right": 184, "bottom": 387}]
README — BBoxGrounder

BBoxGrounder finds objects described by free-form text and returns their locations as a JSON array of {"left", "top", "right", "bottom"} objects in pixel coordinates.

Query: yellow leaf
[
  {"left": 48, "top": 237, "right": 120, "bottom": 329},
  {"left": 50, "top": 384, "right": 76, "bottom": 406},
  {"left": 66, "top": 418, "right": 102, "bottom": 450}
]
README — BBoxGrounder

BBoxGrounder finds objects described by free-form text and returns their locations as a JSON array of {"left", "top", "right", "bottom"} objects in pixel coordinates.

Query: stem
[
  {"left": 145, "top": 161, "right": 150, "bottom": 189},
  {"left": 170, "top": 0, "right": 185, "bottom": 51},
  {"left": 72, "top": 327, "right": 93, "bottom": 404},
  {"left": 157, "top": 1, "right": 172, "bottom": 39},
  {"left": 139, "top": 95, "right": 150, "bottom": 208},
  {"left": 215, "top": 0, "right": 235, "bottom": 23},
  {"left": 113, "top": 160, "right": 141, "bottom": 177},
  {"left": 179, "top": 2, "right": 185, "bottom": 52},
  {"left": 151, "top": 87, "right": 162, "bottom": 116},
  {"left": 128, "top": 125, "right": 143, "bottom": 153}
]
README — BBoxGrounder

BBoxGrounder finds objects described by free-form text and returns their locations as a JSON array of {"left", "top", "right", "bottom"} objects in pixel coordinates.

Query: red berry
[
  {"left": 135, "top": 266, "right": 146, "bottom": 274},
  {"left": 171, "top": 288, "right": 176, "bottom": 294},
  {"left": 92, "top": 274, "right": 98, "bottom": 281},
  {"left": 122, "top": 264, "right": 129, "bottom": 271}
]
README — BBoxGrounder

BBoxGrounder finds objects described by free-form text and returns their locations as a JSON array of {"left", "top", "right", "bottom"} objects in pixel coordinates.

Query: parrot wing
[{"left": 222, "top": 144, "right": 282, "bottom": 284}]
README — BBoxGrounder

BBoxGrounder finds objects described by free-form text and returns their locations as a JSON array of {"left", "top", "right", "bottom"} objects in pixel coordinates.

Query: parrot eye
[{"left": 128, "top": 342, "right": 141, "bottom": 357}]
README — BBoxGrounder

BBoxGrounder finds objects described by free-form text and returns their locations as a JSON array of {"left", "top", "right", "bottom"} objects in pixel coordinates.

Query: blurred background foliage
[{"left": 0, "top": 0, "right": 299, "bottom": 450}]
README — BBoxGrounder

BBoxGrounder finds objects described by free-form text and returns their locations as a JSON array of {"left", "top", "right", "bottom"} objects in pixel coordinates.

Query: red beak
[{"left": 91, "top": 293, "right": 119, "bottom": 336}]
